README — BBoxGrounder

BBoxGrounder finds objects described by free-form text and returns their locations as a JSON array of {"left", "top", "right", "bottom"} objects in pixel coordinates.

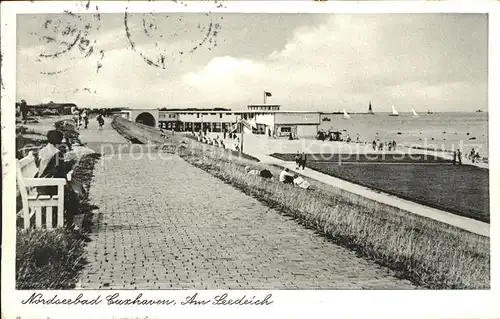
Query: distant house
[
  {"left": 156, "top": 104, "right": 320, "bottom": 138},
  {"left": 16, "top": 101, "right": 77, "bottom": 115}
]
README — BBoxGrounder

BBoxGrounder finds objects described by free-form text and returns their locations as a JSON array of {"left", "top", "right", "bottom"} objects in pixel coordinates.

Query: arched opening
[{"left": 135, "top": 112, "right": 156, "bottom": 127}]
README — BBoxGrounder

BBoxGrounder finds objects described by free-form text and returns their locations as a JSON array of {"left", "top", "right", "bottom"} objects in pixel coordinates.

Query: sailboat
[
  {"left": 411, "top": 108, "right": 419, "bottom": 118},
  {"left": 343, "top": 109, "right": 351, "bottom": 120},
  {"left": 368, "top": 100, "right": 374, "bottom": 114},
  {"left": 389, "top": 105, "right": 399, "bottom": 116}
]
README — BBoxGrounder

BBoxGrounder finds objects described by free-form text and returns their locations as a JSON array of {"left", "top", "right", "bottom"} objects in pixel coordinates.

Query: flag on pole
[{"left": 264, "top": 91, "right": 272, "bottom": 97}]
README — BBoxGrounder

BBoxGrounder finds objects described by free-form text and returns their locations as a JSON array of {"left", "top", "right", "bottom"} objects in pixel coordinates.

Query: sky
[{"left": 16, "top": 12, "right": 488, "bottom": 112}]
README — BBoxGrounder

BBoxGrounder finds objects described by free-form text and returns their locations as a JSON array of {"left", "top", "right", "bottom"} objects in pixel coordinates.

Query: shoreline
[{"left": 201, "top": 131, "right": 489, "bottom": 169}]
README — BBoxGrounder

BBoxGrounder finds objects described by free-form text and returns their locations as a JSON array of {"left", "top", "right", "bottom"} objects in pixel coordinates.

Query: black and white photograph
[{"left": 2, "top": 0, "right": 500, "bottom": 318}]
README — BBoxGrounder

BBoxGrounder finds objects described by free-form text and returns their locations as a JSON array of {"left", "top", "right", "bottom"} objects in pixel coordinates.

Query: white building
[{"left": 125, "top": 104, "right": 321, "bottom": 138}]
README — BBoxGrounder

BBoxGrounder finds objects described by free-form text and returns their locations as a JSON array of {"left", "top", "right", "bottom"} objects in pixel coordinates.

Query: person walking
[
  {"left": 372, "top": 140, "right": 377, "bottom": 151},
  {"left": 294, "top": 151, "right": 300, "bottom": 169},
  {"left": 457, "top": 149, "right": 462, "bottom": 165},
  {"left": 77, "top": 110, "right": 83, "bottom": 130},
  {"left": 299, "top": 152, "right": 307, "bottom": 170},
  {"left": 470, "top": 148, "right": 476, "bottom": 163},
  {"left": 20, "top": 99, "right": 28, "bottom": 124},
  {"left": 72, "top": 107, "right": 80, "bottom": 129},
  {"left": 82, "top": 109, "right": 89, "bottom": 129},
  {"left": 96, "top": 113, "right": 104, "bottom": 129},
  {"left": 452, "top": 150, "right": 457, "bottom": 165}
]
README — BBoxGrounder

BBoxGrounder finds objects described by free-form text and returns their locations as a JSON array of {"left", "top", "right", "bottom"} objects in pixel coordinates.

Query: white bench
[{"left": 16, "top": 151, "right": 66, "bottom": 229}]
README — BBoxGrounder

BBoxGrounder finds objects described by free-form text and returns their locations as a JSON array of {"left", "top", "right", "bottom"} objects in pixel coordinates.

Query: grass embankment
[
  {"left": 16, "top": 228, "right": 87, "bottom": 289},
  {"left": 272, "top": 153, "right": 490, "bottom": 223},
  {"left": 71, "top": 153, "right": 102, "bottom": 233},
  {"left": 16, "top": 120, "right": 101, "bottom": 289},
  {"left": 112, "top": 118, "right": 490, "bottom": 289}
]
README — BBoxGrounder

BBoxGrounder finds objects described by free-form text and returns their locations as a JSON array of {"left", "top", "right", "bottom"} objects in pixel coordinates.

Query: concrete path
[
  {"left": 76, "top": 116, "right": 129, "bottom": 150},
  {"left": 78, "top": 152, "right": 415, "bottom": 289}
]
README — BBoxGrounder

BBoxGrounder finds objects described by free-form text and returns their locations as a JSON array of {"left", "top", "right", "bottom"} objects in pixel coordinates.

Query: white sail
[
  {"left": 343, "top": 109, "right": 351, "bottom": 119},
  {"left": 412, "top": 108, "right": 419, "bottom": 117},
  {"left": 390, "top": 105, "right": 399, "bottom": 116}
]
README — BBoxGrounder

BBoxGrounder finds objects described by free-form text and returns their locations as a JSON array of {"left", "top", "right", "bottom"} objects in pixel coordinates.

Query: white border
[{"left": 2, "top": 1, "right": 499, "bottom": 318}]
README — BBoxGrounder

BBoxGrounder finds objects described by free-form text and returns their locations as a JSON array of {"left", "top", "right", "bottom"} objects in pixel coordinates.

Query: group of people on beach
[
  {"left": 194, "top": 130, "right": 229, "bottom": 149},
  {"left": 372, "top": 140, "right": 397, "bottom": 151},
  {"left": 452, "top": 148, "right": 482, "bottom": 165},
  {"left": 467, "top": 148, "right": 482, "bottom": 163}
]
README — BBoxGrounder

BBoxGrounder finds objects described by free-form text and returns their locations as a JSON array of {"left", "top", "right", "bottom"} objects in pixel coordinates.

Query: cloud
[{"left": 16, "top": 14, "right": 487, "bottom": 112}]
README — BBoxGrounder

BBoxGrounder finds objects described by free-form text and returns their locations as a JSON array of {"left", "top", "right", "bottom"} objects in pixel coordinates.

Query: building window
[
  {"left": 197, "top": 113, "right": 200, "bottom": 118},
  {"left": 219, "top": 114, "right": 223, "bottom": 118},
  {"left": 280, "top": 127, "right": 291, "bottom": 133}
]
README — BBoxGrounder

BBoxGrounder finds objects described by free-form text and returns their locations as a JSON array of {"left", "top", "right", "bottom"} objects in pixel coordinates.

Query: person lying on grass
[
  {"left": 245, "top": 166, "right": 273, "bottom": 179},
  {"left": 293, "top": 174, "right": 311, "bottom": 190}
]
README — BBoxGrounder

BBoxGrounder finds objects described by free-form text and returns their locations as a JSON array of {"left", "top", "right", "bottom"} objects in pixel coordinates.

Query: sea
[{"left": 318, "top": 112, "right": 489, "bottom": 157}]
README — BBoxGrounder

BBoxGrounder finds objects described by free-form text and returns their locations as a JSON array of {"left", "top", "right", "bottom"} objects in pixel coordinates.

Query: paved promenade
[{"left": 76, "top": 123, "right": 414, "bottom": 289}]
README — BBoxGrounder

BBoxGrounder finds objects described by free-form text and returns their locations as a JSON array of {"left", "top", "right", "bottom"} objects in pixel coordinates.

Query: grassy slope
[
  {"left": 307, "top": 162, "right": 489, "bottom": 223},
  {"left": 112, "top": 118, "right": 490, "bottom": 289}
]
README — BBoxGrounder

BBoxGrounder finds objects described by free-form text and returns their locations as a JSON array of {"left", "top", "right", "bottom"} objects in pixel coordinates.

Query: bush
[{"left": 16, "top": 228, "right": 87, "bottom": 289}]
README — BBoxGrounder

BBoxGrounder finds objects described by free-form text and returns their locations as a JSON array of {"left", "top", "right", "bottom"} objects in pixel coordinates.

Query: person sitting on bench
[{"left": 37, "top": 130, "right": 79, "bottom": 229}]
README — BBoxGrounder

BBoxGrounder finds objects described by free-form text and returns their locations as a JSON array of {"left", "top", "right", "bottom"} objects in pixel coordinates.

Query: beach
[{"left": 319, "top": 112, "right": 488, "bottom": 157}]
